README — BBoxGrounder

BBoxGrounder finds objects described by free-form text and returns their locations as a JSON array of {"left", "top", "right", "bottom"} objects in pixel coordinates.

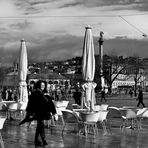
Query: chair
[
  {"left": 79, "top": 111, "right": 100, "bottom": 137},
  {"left": 100, "top": 104, "right": 109, "bottom": 111},
  {"left": 53, "top": 101, "right": 69, "bottom": 126},
  {"left": 120, "top": 109, "right": 138, "bottom": 130},
  {"left": 17, "top": 102, "right": 27, "bottom": 120},
  {"left": 0, "top": 117, "right": 6, "bottom": 148},
  {"left": 139, "top": 109, "right": 148, "bottom": 128},
  {"left": 141, "top": 109, "right": 148, "bottom": 118},
  {"left": 94, "top": 105, "right": 101, "bottom": 111},
  {"left": 54, "top": 100, "right": 69, "bottom": 109},
  {"left": 72, "top": 104, "right": 81, "bottom": 109},
  {"left": 108, "top": 107, "right": 122, "bottom": 118},
  {"left": 7, "top": 103, "right": 18, "bottom": 120},
  {"left": 61, "top": 109, "right": 82, "bottom": 135},
  {"left": 97, "top": 110, "right": 109, "bottom": 134},
  {"left": 0, "top": 103, "right": 7, "bottom": 117},
  {"left": 108, "top": 107, "right": 133, "bottom": 130}
]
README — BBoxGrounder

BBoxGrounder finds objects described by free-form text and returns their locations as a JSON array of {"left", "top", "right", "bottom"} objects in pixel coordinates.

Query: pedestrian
[
  {"left": 129, "top": 89, "right": 133, "bottom": 98},
  {"left": 19, "top": 80, "right": 57, "bottom": 146},
  {"left": 73, "top": 89, "right": 81, "bottom": 106},
  {"left": 137, "top": 87, "right": 145, "bottom": 108},
  {"left": 101, "top": 87, "right": 107, "bottom": 102},
  {"left": 1, "top": 87, "right": 8, "bottom": 101}
]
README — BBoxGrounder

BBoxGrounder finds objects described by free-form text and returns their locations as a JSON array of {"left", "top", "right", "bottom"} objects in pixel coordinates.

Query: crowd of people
[{"left": 1, "top": 87, "right": 18, "bottom": 101}]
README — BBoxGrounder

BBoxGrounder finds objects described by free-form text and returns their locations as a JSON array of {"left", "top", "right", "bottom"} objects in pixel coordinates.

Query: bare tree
[
  {"left": 126, "top": 56, "right": 146, "bottom": 96},
  {"left": 103, "top": 55, "right": 127, "bottom": 94}
]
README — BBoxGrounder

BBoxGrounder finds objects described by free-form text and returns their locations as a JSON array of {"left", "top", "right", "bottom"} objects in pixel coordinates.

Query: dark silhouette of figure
[
  {"left": 73, "top": 89, "right": 82, "bottom": 106},
  {"left": 7, "top": 89, "right": 13, "bottom": 101},
  {"left": 1, "top": 87, "right": 8, "bottom": 101},
  {"left": 129, "top": 89, "right": 133, "bottom": 98},
  {"left": 137, "top": 87, "right": 145, "bottom": 108},
  {"left": 101, "top": 88, "right": 107, "bottom": 102},
  {"left": 20, "top": 80, "right": 57, "bottom": 146}
]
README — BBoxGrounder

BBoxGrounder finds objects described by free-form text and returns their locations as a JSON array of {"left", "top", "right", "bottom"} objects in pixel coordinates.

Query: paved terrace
[{"left": 1, "top": 94, "right": 148, "bottom": 148}]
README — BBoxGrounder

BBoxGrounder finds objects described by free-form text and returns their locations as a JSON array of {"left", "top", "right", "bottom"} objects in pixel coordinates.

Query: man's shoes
[{"left": 34, "top": 140, "right": 42, "bottom": 146}]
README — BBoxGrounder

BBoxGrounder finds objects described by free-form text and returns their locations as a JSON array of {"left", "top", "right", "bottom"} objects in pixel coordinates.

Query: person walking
[
  {"left": 137, "top": 87, "right": 145, "bottom": 108},
  {"left": 73, "top": 89, "right": 81, "bottom": 106},
  {"left": 129, "top": 89, "right": 133, "bottom": 98},
  {"left": 101, "top": 87, "right": 107, "bottom": 102},
  {"left": 20, "top": 80, "right": 57, "bottom": 146}
]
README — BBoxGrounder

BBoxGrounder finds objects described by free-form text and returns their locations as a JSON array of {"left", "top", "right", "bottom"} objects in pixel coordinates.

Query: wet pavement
[
  {"left": 2, "top": 95, "right": 148, "bottom": 148},
  {"left": 2, "top": 119, "right": 148, "bottom": 148}
]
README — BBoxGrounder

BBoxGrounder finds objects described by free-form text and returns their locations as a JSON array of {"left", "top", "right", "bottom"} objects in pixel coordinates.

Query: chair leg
[
  {"left": 60, "top": 115, "right": 65, "bottom": 126},
  {"left": 136, "top": 118, "right": 142, "bottom": 130},
  {"left": 120, "top": 119, "right": 126, "bottom": 132},
  {"left": 94, "top": 124, "right": 98, "bottom": 136},
  {"left": 51, "top": 117, "right": 56, "bottom": 126},
  {"left": 102, "top": 121, "right": 107, "bottom": 135},
  {"left": 62, "top": 123, "right": 66, "bottom": 135},
  {"left": 0, "top": 132, "right": 4, "bottom": 148},
  {"left": 84, "top": 124, "right": 88, "bottom": 137}
]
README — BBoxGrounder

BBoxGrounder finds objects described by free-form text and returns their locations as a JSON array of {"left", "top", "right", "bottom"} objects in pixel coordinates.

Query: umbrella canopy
[
  {"left": 81, "top": 26, "right": 96, "bottom": 111},
  {"left": 18, "top": 39, "right": 28, "bottom": 102}
]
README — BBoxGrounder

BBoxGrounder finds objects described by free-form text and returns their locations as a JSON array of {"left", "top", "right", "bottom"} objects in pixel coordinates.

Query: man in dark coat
[
  {"left": 20, "top": 80, "right": 57, "bottom": 146},
  {"left": 73, "top": 89, "right": 81, "bottom": 106},
  {"left": 101, "top": 88, "right": 107, "bottom": 102},
  {"left": 137, "top": 87, "right": 145, "bottom": 107}
]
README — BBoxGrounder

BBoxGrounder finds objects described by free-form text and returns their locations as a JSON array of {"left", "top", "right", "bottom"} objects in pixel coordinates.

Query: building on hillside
[
  {"left": 27, "top": 73, "right": 70, "bottom": 88},
  {"left": 112, "top": 73, "right": 148, "bottom": 90}
]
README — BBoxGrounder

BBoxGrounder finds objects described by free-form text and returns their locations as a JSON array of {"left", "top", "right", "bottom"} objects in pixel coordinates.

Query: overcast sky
[{"left": 0, "top": 0, "right": 148, "bottom": 65}]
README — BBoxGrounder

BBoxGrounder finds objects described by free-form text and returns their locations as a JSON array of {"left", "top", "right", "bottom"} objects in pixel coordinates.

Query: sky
[{"left": 0, "top": 0, "right": 148, "bottom": 66}]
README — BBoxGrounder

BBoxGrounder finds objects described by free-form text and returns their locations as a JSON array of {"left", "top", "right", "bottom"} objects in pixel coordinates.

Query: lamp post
[{"left": 98, "top": 31, "right": 104, "bottom": 90}]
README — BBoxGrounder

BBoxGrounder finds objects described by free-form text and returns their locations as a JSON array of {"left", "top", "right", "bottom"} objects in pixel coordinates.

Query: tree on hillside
[
  {"left": 126, "top": 56, "right": 146, "bottom": 96},
  {"left": 102, "top": 55, "right": 127, "bottom": 94}
]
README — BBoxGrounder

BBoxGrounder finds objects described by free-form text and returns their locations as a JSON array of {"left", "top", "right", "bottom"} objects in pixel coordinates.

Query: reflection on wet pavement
[{"left": 1, "top": 119, "right": 148, "bottom": 148}]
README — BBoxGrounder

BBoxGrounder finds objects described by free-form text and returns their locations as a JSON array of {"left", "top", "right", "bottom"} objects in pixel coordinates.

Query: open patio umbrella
[
  {"left": 18, "top": 39, "right": 28, "bottom": 102},
  {"left": 81, "top": 26, "right": 97, "bottom": 111}
]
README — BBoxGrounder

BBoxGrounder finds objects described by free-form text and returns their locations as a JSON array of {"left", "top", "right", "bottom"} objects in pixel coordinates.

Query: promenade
[{"left": 1, "top": 94, "right": 148, "bottom": 148}]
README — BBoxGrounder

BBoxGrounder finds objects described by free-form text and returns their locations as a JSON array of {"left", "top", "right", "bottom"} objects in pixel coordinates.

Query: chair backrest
[
  {"left": 62, "top": 101, "right": 69, "bottom": 108},
  {"left": 18, "top": 102, "right": 28, "bottom": 110},
  {"left": 54, "top": 101, "right": 69, "bottom": 108},
  {"left": 142, "top": 110, "right": 148, "bottom": 117},
  {"left": 8, "top": 103, "right": 18, "bottom": 110},
  {"left": 100, "top": 104, "right": 109, "bottom": 110},
  {"left": 0, "top": 103, "right": 7, "bottom": 111},
  {"left": 80, "top": 111, "right": 100, "bottom": 123},
  {"left": 137, "top": 108, "right": 148, "bottom": 117},
  {"left": 0, "top": 118, "right": 6, "bottom": 130},
  {"left": 126, "top": 109, "right": 137, "bottom": 119},
  {"left": 56, "top": 107, "right": 63, "bottom": 116},
  {"left": 62, "top": 109, "right": 79, "bottom": 123},
  {"left": 94, "top": 105, "right": 101, "bottom": 111},
  {"left": 107, "top": 107, "right": 122, "bottom": 118},
  {"left": 72, "top": 109, "right": 88, "bottom": 112},
  {"left": 72, "top": 104, "right": 81, "bottom": 109},
  {"left": 98, "top": 111, "right": 108, "bottom": 122}
]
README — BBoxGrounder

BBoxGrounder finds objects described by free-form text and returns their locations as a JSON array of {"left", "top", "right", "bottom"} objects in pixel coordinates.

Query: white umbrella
[
  {"left": 18, "top": 39, "right": 28, "bottom": 102},
  {"left": 81, "top": 26, "right": 96, "bottom": 111}
]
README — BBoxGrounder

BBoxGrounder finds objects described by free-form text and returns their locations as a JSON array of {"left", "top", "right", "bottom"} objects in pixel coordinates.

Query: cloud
[
  {"left": 10, "top": 20, "right": 32, "bottom": 30},
  {"left": 27, "top": 35, "right": 84, "bottom": 62},
  {"left": 0, "top": 33, "right": 148, "bottom": 65},
  {"left": 0, "top": 0, "right": 148, "bottom": 66},
  {"left": 102, "top": 37, "right": 148, "bottom": 58}
]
